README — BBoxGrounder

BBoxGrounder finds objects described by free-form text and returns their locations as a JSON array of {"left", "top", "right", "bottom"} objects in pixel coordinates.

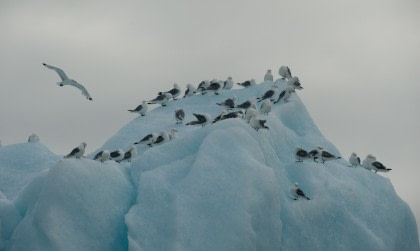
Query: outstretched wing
[
  {"left": 42, "top": 63, "right": 69, "bottom": 81},
  {"left": 70, "top": 81, "right": 93, "bottom": 100}
]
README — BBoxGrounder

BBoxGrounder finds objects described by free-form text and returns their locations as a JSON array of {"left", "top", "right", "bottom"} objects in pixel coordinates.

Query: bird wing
[
  {"left": 371, "top": 161, "right": 386, "bottom": 169},
  {"left": 296, "top": 188, "right": 306, "bottom": 197},
  {"left": 153, "top": 136, "right": 164, "bottom": 144},
  {"left": 357, "top": 157, "right": 361, "bottom": 165},
  {"left": 65, "top": 146, "right": 80, "bottom": 158},
  {"left": 110, "top": 151, "right": 121, "bottom": 158},
  {"left": 42, "top": 63, "right": 69, "bottom": 81},
  {"left": 94, "top": 151, "right": 103, "bottom": 160},
  {"left": 193, "top": 113, "right": 206, "bottom": 123},
  {"left": 69, "top": 81, "right": 93, "bottom": 100},
  {"left": 321, "top": 151, "right": 335, "bottom": 158},
  {"left": 308, "top": 150, "right": 318, "bottom": 156},
  {"left": 286, "top": 66, "right": 292, "bottom": 77},
  {"left": 296, "top": 149, "right": 308, "bottom": 157}
]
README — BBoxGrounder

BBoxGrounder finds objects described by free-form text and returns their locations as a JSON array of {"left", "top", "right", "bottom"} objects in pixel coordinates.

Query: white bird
[
  {"left": 110, "top": 149, "right": 125, "bottom": 162},
  {"left": 219, "top": 110, "right": 244, "bottom": 122},
  {"left": 42, "top": 63, "right": 93, "bottom": 101},
  {"left": 264, "top": 69, "right": 274, "bottom": 82},
  {"left": 223, "top": 77, "right": 234, "bottom": 90},
  {"left": 28, "top": 133, "right": 40, "bottom": 143},
  {"left": 287, "top": 76, "right": 303, "bottom": 91},
  {"left": 135, "top": 133, "right": 158, "bottom": 145},
  {"left": 196, "top": 80, "right": 210, "bottom": 95},
  {"left": 175, "top": 108, "right": 185, "bottom": 124},
  {"left": 184, "top": 84, "right": 197, "bottom": 98},
  {"left": 64, "top": 142, "right": 86, "bottom": 159},
  {"left": 349, "top": 153, "right": 361, "bottom": 167},
  {"left": 150, "top": 131, "right": 170, "bottom": 147},
  {"left": 308, "top": 146, "right": 323, "bottom": 163},
  {"left": 169, "top": 128, "right": 178, "bottom": 140},
  {"left": 249, "top": 114, "right": 269, "bottom": 131},
  {"left": 362, "top": 154, "right": 376, "bottom": 171},
  {"left": 291, "top": 182, "right": 310, "bottom": 200},
  {"left": 320, "top": 149, "right": 341, "bottom": 163},
  {"left": 128, "top": 101, "right": 148, "bottom": 116},
  {"left": 236, "top": 96, "right": 257, "bottom": 110},
  {"left": 118, "top": 146, "right": 138, "bottom": 163},
  {"left": 217, "top": 96, "right": 236, "bottom": 110},
  {"left": 257, "top": 85, "right": 278, "bottom": 102},
  {"left": 260, "top": 99, "right": 272, "bottom": 115},
  {"left": 148, "top": 93, "right": 172, "bottom": 106},
  {"left": 274, "top": 86, "right": 294, "bottom": 104},
  {"left": 93, "top": 150, "right": 111, "bottom": 163},
  {"left": 279, "top": 65, "right": 292, "bottom": 80},
  {"left": 206, "top": 80, "right": 223, "bottom": 95},
  {"left": 237, "top": 79, "right": 257, "bottom": 88},
  {"left": 159, "top": 83, "right": 181, "bottom": 100},
  {"left": 186, "top": 113, "right": 212, "bottom": 127},
  {"left": 295, "top": 147, "right": 310, "bottom": 162},
  {"left": 244, "top": 106, "right": 258, "bottom": 123}
]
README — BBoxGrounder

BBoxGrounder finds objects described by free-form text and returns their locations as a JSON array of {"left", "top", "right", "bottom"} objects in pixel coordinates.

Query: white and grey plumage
[
  {"left": 223, "top": 77, "right": 234, "bottom": 90},
  {"left": 370, "top": 160, "right": 392, "bottom": 173},
  {"left": 219, "top": 110, "right": 244, "bottom": 122},
  {"left": 287, "top": 76, "right": 303, "bottom": 91},
  {"left": 197, "top": 80, "right": 210, "bottom": 95},
  {"left": 291, "top": 183, "right": 310, "bottom": 200},
  {"left": 94, "top": 150, "right": 110, "bottom": 163},
  {"left": 244, "top": 106, "right": 258, "bottom": 122},
  {"left": 148, "top": 93, "right": 172, "bottom": 106},
  {"left": 260, "top": 99, "right": 272, "bottom": 115},
  {"left": 236, "top": 97, "right": 256, "bottom": 110},
  {"left": 186, "top": 113, "right": 211, "bottom": 127},
  {"left": 206, "top": 80, "right": 223, "bottom": 95},
  {"left": 264, "top": 69, "right": 274, "bottom": 82},
  {"left": 308, "top": 146, "right": 323, "bottom": 163},
  {"left": 64, "top": 142, "right": 86, "bottom": 159},
  {"left": 110, "top": 149, "right": 125, "bottom": 162},
  {"left": 349, "top": 153, "right": 361, "bottom": 167},
  {"left": 249, "top": 114, "right": 269, "bottom": 131},
  {"left": 159, "top": 83, "right": 181, "bottom": 100},
  {"left": 150, "top": 131, "right": 170, "bottom": 147},
  {"left": 175, "top": 108, "right": 185, "bottom": 124},
  {"left": 28, "top": 133, "right": 40, "bottom": 143},
  {"left": 135, "top": 132, "right": 158, "bottom": 145},
  {"left": 257, "top": 85, "right": 278, "bottom": 102},
  {"left": 217, "top": 96, "right": 236, "bottom": 110},
  {"left": 362, "top": 154, "right": 376, "bottom": 171},
  {"left": 118, "top": 146, "right": 137, "bottom": 163},
  {"left": 236, "top": 79, "right": 256, "bottom": 88},
  {"left": 43, "top": 63, "right": 93, "bottom": 101},
  {"left": 169, "top": 128, "right": 178, "bottom": 140},
  {"left": 320, "top": 149, "right": 341, "bottom": 163},
  {"left": 295, "top": 147, "right": 310, "bottom": 162},
  {"left": 128, "top": 101, "right": 148, "bottom": 116},
  {"left": 212, "top": 110, "right": 228, "bottom": 124},
  {"left": 279, "top": 65, "right": 292, "bottom": 80},
  {"left": 274, "top": 86, "right": 294, "bottom": 104},
  {"left": 184, "top": 84, "right": 197, "bottom": 98}
]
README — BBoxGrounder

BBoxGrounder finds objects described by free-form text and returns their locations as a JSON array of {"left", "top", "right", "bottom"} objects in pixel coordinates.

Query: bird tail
[
  {"left": 128, "top": 110, "right": 134, "bottom": 112},
  {"left": 305, "top": 196, "right": 311, "bottom": 200},
  {"left": 387, "top": 168, "right": 392, "bottom": 171}
]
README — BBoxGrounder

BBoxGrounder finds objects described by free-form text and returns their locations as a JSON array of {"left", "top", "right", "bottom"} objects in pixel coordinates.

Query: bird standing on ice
[
  {"left": 249, "top": 114, "right": 269, "bottom": 131},
  {"left": 150, "top": 131, "right": 170, "bottom": 147},
  {"left": 148, "top": 93, "right": 172, "bottom": 106},
  {"left": 279, "top": 65, "right": 292, "bottom": 80},
  {"left": 264, "top": 70, "right": 274, "bottom": 82},
  {"left": 128, "top": 101, "right": 148, "bottom": 116},
  {"left": 237, "top": 79, "right": 257, "bottom": 88},
  {"left": 223, "top": 77, "right": 234, "bottom": 90},
  {"left": 206, "top": 80, "right": 223, "bottom": 95},
  {"left": 295, "top": 147, "right": 310, "bottom": 162},
  {"left": 184, "top": 84, "right": 197, "bottom": 98},
  {"left": 349, "top": 153, "right": 361, "bottom": 167},
  {"left": 159, "top": 83, "right": 181, "bottom": 100},
  {"left": 257, "top": 85, "right": 278, "bottom": 102},
  {"left": 291, "top": 183, "right": 311, "bottom": 200},
  {"left": 110, "top": 149, "right": 125, "bottom": 162},
  {"left": 274, "top": 86, "right": 294, "bottom": 104},
  {"left": 287, "top": 76, "right": 303, "bottom": 91},
  {"left": 236, "top": 97, "right": 256, "bottom": 110},
  {"left": 135, "top": 132, "right": 158, "bottom": 145},
  {"left": 28, "top": 134, "right": 40, "bottom": 143},
  {"left": 260, "top": 99, "right": 272, "bottom": 115},
  {"left": 94, "top": 150, "right": 110, "bottom": 163},
  {"left": 64, "top": 142, "right": 87, "bottom": 159},
  {"left": 169, "top": 128, "right": 178, "bottom": 140},
  {"left": 370, "top": 160, "right": 392, "bottom": 173},
  {"left": 118, "top": 146, "right": 137, "bottom": 163},
  {"left": 362, "top": 154, "right": 376, "bottom": 171},
  {"left": 42, "top": 63, "right": 93, "bottom": 101},
  {"left": 175, "top": 108, "right": 185, "bottom": 124},
  {"left": 217, "top": 97, "right": 236, "bottom": 110},
  {"left": 186, "top": 113, "right": 211, "bottom": 127}
]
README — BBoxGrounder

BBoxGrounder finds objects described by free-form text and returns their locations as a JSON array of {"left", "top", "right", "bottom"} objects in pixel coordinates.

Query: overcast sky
[{"left": 1, "top": 0, "right": 419, "bottom": 233}]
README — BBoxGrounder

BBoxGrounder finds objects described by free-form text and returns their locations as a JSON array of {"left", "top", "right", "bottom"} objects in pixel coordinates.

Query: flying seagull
[{"left": 42, "top": 63, "right": 93, "bottom": 101}]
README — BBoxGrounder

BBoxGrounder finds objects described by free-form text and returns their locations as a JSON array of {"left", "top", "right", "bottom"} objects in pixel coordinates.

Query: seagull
[
  {"left": 219, "top": 110, "right": 244, "bottom": 121},
  {"left": 370, "top": 160, "right": 392, "bottom": 173},
  {"left": 217, "top": 96, "right": 236, "bottom": 110},
  {"left": 135, "top": 132, "right": 158, "bottom": 145},
  {"left": 249, "top": 114, "right": 269, "bottom": 131},
  {"left": 223, "top": 77, "right": 234, "bottom": 90},
  {"left": 349, "top": 153, "right": 361, "bottom": 167},
  {"left": 212, "top": 110, "right": 228, "bottom": 124},
  {"left": 159, "top": 83, "right": 181, "bottom": 100},
  {"left": 237, "top": 79, "right": 257, "bottom": 88},
  {"left": 148, "top": 93, "right": 172, "bottom": 106},
  {"left": 196, "top": 80, "right": 210, "bottom": 95},
  {"left": 257, "top": 85, "right": 278, "bottom": 102},
  {"left": 186, "top": 113, "right": 211, "bottom": 127},
  {"left": 308, "top": 146, "right": 323, "bottom": 163},
  {"left": 28, "top": 133, "right": 40, "bottom": 143},
  {"left": 118, "top": 146, "right": 138, "bottom": 163},
  {"left": 362, "top": 154, "right": 376, "bottom": 171},
  {"left": 264, "top": 69, "right": 274, "bottom": 82},
  {"left": 128, "top": 101, "right": 148, "bottom": 116},
  {"left": 42, "top": 63, "right": 93, "bottom": 101},
  {"left": 206, "top": 80, "right": 223, "bottom": 95},
  {"left": 291, "top": 183, "right": 310, "bottom": 200},
  {"left": 287, "top": 76, "right": 303, "bottom": 91},
  {"left": 175, "top": 108, "right": 185, "bottom": 124},
  {"left": 244, "top": 105, "right": 258, "bottom": 122},
  {"left": 64, "top": 142, "right": 86, "bottom": 159},
  {"left": 279, "top": 65, "right": 292, "bottom": 80},
  {"left": 295, "top": 147, "right": 310, "bottom": 162},
  {"left": 260, "top": 99, "right": 272, "bottom": 115},
  {"left": 110, "top": 149, "right": 125, "bottom": 162},
  {"left": 150, "top": 131, "right": 170, "bottom": 147},
  {"left": 274, "top": 86, "right": 294, "bottom": 104},
  {"left": 93, "top": 150, "right": 111, "bottom": 163},
  {"left": 236, "top": 97, "right": 256, "bottom": 110},
  {"left": 169, "top": 128, "right": 178, "bottom": 140},
  {"left": 184, "top": 84, "right": 197, "bottom": 98},
  {"left": 320, "top": 149, "right": 341, "bottom": 163}
]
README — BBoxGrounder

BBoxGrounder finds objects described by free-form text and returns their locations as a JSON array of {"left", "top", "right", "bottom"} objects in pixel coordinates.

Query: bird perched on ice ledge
[
  {"left": 291, "top": 183, "right": 310, "bottom": 200},
  {"left": 64, "top": 142, "right": 86, "bottom": 159},
  {"left": 28, "top": 133, "right": 40, "bottom": 143},
  {"left": 42, "top": 63, "right": 93, "bottom": 101}
]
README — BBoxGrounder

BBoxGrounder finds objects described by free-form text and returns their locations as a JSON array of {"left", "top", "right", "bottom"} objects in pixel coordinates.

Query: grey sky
[{"left": 1, "top": 0, "right": 420, "bottom": 233}]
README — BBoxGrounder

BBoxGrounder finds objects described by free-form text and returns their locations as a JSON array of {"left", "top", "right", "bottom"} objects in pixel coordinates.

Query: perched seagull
[
  {"left": 64, "top": 142, "right": 86, "bottom": 159},
  {"left": 42, "top": 63, "right": 93, "bottom": 101},
  {"left": 362, "top": 154, "right": 376, "bottom": 171},
  {"left": 287, "top": 76, "right": 303, "bottom": 91},
  {"left": 169, "top": 128, "right": 178, "bottom": 140},
  {"left": 217, "top": 96, "right": 236, "bottom": 110},
  {"left": 28, "top": 133, "right": 40, "bottom": 143},
  {"left": 212, "top": 110, "right": 228, "bottom": 124},
  {"left": 257, "top": 85, "right": 278, "bottom": 102},
  {"left": 196, "top": 80, "right": 210, "bottom": 95},
  {"left": 135, "top": 132, "right": 158, "bottom": 145},
  {"left": 220, "top": 110, "right": 244, "bottom": 121},
  {"left": 206, "top": 80, "right": 223, "bottom": 95},
  {"left": 260, "top": 99, "right": 272, "bottom": 115},
  {"left": 175, "top": 108, "right": 185, "bottom": 124},
  {"left": 249, "top": 114, "right": 269, "bottom": 131},
  {"left": 244, "top": 105, "right": 258, "bottom": 122},
  {"left": 236, "top": 97, "right": 256, "bottom": 110},
  {"left": 295, "top": 147, "right": 310, "bottom": 162},
  {"left": 159, "top": 83, "right": 181, "bottom": 100},
  {"left": 118, "top": 146, "right": 137, "bottom": 163},
  {"left": 128, "top": 101, "right": 148, "bottom": 116},
  {"left": 308, "top": 146, "right": 323, "bottom": 163},
  {"left": 274, "top": 86, "right": 294, "bottom": 104},
  {"left": 150, "top": 131, "right": 170, "bottom": 147},
  {"left": 186, "top": 113, "right": 211, "bottom": 127},
  {"left": 148, "top": 93, "right": 172, "bottom": 106},
  {"left": 349, "top": 153, "right": 361, "bottom": 167},
  {"left": 279, "top": 65, "right": 292, "bottom": 80},
  {"left": 320, "top": 149, "right": 341, "bottom": 163},
  {"left": 264, "top": 69, "right": 274, "bottom": 82},
  {"left": 370, "top": 160, "right": 392, "bottom": 173},
  {"left": 237, "top": 79, "right": 257, "bottom": 88},
  {"left": 291, "top": 183, "right": 310, "bottom": 200},
  {"left": 93, "top": 150, "right": 110, "bottom": 163},
  {"left": 184, "top": 84, "right": 197, "bottom": 98},
  {"left": 223, "top": 77, "right": 234, "bottom": 90},
  {"left": 110, "top": 149, "right": 125, "bottom": 162}
]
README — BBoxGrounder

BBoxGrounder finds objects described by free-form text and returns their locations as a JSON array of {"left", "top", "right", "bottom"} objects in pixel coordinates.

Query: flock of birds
[{"left": 1, "top": 64, "right": 392, "bottom": 201}]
